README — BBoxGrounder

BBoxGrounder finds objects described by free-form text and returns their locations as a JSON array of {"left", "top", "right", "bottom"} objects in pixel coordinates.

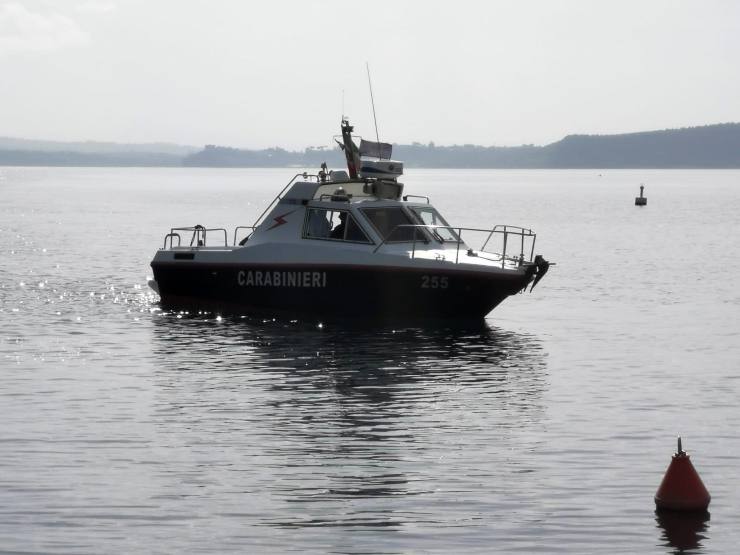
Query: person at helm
[{"left": 330, "top": 212, "right": 347, "bottom": 239}]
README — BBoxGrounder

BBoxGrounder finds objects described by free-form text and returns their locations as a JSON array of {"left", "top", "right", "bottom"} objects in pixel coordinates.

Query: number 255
[{"left": 421, "top": 275, "right": 448, "bottom": 289}]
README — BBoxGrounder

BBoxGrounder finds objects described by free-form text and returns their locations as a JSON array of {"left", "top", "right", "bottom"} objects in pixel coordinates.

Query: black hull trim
[{"left": 151, "top": 262, "right": 530, "bottom": 320}]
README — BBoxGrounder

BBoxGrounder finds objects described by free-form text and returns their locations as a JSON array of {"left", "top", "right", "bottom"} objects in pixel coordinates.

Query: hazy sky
[{"left": 1, "top": 0, "right": 738, "bottom": 149}]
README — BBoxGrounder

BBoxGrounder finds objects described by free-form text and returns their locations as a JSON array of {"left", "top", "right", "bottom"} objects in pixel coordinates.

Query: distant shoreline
[
  {"left": 2, "top": 165, "right": 738, "bottom": 171},
  {"left": 2, "top": 122, "right": 740, "bottom": 169}
]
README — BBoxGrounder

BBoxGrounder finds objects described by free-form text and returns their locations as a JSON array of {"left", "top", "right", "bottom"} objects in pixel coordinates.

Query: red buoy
[{"left": 655, "top": 437, "right": 711, "bottom": 511}]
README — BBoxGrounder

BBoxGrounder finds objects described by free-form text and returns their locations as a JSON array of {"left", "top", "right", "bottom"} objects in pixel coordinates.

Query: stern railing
[
  {"left": 162, "top": 225, "right": 255, "bottom": 248},
  {"left": 165, "top": 225, "right": 228, "bottom": 248},
  {"left": 160, "top": 172, "right": 318, "bottom": 250}
]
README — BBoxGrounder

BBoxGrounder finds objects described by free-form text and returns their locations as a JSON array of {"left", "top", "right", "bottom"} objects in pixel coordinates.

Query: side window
[
  {"left": 304, "top": 208, "right": 371, "bottom": 244},
  {"left": 361, "top": 207, "right": 423, "bottom": 242},
  {"left": 305, "top": 209, "right": 332, "bottom": 238}
]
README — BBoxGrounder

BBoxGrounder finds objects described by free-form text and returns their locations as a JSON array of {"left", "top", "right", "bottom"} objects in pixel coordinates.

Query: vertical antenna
[
  {"left": 366, "top": 62, "right": 381, "bottom": 157},
  {"left": 341, "top": 89, "right": 345, "bottom": 119}
]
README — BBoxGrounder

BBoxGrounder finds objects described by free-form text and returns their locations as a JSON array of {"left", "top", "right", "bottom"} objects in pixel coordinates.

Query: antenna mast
[{"left": 366, "top": 62, "right": 381, "bottom": 157}]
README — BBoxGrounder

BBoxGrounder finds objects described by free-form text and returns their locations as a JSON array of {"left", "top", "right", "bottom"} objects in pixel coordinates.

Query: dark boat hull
[{"left": 151, "top": 262, "right": 531, "bottom": 320}]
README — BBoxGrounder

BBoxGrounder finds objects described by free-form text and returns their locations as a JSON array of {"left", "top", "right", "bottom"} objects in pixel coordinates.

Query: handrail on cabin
[
  {"left": 250, "top": 173, "right": 319, "bottom": 230},
  {"left": 403, "top": 194, "right": 430, "bottom": 204}
]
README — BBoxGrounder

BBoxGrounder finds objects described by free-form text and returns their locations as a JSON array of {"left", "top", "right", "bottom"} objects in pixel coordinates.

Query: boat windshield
[
  {"left": 361, "top": 207, "right": 425, "bottom": 243},
  {"left": 409, "top": 206, "right": 459, "bottom": 242}
]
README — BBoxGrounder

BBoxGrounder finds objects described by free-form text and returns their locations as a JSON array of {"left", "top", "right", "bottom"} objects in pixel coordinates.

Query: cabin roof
[{"left": 282, "top": 178, "right": 404, "bottom": 203}]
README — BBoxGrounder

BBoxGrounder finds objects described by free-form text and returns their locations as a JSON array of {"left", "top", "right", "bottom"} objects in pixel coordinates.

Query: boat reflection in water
[
  {"left": 150, "top": 314, "right": 547, "bottom": 534},
  {"left": 655, "top": 510, "right": 710, "bottom": 552}
]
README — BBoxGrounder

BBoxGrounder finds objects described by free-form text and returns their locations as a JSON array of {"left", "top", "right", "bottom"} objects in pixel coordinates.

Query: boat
[{"left": 149, "top": 118, "right": 551, "bottom": 319}]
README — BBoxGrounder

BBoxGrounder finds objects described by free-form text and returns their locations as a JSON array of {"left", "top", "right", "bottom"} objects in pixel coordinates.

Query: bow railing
[{"left": 373, "top": 224, "right": 536, "bottom": 267}]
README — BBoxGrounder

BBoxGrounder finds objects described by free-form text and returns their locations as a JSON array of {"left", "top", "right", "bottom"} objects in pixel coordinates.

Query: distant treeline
[
  {"left": 184, "top": 123, "right": 740, "bottom": 169},
  {"left": 182, "top": 145, "right": 345, "bottom": 168},
  {"left": 2, "top": 123, "right": 740, "bottom": 168},
  {"left": 0, "top": 150, "right": 183, "bottom": 167},
  {"left": 0, "top": 136, "right": 197, "bottom": 156}
]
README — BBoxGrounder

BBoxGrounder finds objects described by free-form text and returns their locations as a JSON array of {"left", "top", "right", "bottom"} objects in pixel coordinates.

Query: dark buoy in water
[
  {"left": 635, "top": 184, "right": 647, "bottom": 206},
  {"left": 655, "top": 437, "right": 711, "bottom": 512}
]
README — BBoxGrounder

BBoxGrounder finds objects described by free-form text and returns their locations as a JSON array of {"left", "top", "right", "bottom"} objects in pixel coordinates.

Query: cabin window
[
  {"left": 303, "top": 208, "right": 371, "bottom": 243},
  {"left": 360, "top": 207, "right": 424, "bottom": 243},
  {"left": 409, "top": 206, "right": 460, "bottom": 242}
]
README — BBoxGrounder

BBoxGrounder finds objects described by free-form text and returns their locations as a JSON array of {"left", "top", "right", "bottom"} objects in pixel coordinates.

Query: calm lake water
[{"left": 1, "top": 167, "right": 739, "bottom": 553}]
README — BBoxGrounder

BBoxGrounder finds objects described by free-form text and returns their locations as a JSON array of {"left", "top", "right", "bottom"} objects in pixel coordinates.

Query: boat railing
[
  {"left": 373, "top": 224, "right": 536, "bottom": 267},
  {"left": 233, "top": 225, "right": 258, "bottom": 246},
  {"left": 163, "top": 232, "right": 181, "bottom": 249},
  {"left": 165, "top": 225, "right": 228, "bottom": 248},
  {"left": 161, "top": 173, "right": 318, "bottom": 250},
  {"left": 251, "top": 172, "right": 319, "bottom": 229}
]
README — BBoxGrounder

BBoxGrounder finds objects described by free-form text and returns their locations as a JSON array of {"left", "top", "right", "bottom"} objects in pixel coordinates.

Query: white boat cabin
[{"left": 247, "top": 175, "right": 461, "bottom": 258}]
